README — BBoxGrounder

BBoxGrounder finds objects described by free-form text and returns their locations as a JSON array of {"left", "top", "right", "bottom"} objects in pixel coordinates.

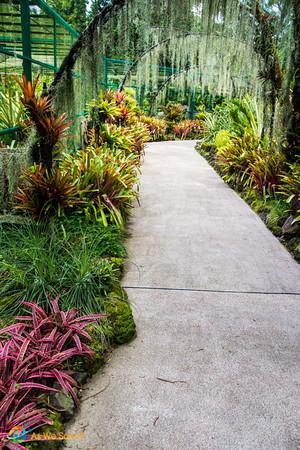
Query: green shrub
[
  {"left": 228, "top": 95, "right": 263, "bottom": 137},
  {"left": 250, "top": 195, "right": 288, "bottom": 234},
  {"left": 199, "top": 95, "right": 263, "bottom": 157}
]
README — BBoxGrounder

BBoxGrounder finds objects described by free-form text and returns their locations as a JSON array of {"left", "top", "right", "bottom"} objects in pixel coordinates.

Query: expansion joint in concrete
[{"left": 123, "top": 285, "right": 300, "bottom": 296}]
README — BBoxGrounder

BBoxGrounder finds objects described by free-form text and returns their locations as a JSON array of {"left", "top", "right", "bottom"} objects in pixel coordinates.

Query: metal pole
[
  {"left": 20, "top": 0, "right": 32, "bottom": 82},
  {"left": 53, "top": 18, "right": 58, "bottom": 72}
]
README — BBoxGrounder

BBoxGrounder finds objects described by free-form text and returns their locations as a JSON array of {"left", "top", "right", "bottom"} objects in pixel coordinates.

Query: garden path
[{"left": 65, "top": 140, "right": 300, "bottom": 450}]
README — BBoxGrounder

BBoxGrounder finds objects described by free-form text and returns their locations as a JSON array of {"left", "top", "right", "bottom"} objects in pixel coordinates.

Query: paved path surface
[{"left": 65, "top": 141, "right": 300, "bottom": 450}]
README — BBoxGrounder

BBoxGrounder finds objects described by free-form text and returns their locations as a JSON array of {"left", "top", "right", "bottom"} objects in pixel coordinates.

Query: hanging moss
[
  {"left": 53, "top": 0, "right": 264, "bottom": 103},
  {"left": 51, "top": 0, "right": 295, "bottom": 142}
]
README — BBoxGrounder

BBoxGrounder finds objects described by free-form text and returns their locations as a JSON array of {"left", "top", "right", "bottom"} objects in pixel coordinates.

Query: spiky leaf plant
[
  {"left": 173, "top": 119, "right": 204, "bottom": 140},
  {"left": 216, "top": 132, "right": 256, "bottom": 190},
  {"left": 162, "top": 103, "right": 186, "bottom": 122},
  {"left": 0, "top": 298, "right": 103, "bottom": 449},
  {"left": 15, "top": 165, "right": 82, "bottom": 220},
  {"left": 141, "top": 116, "right": 167, "bottom": 141},
  {"left": 61, "top": 144, "right": 139, "bottom": 227},
  {"left": 16, "top": 75, "right": 71, "bottom": 170},
  {"left": 248, "top": 143, "right": 285, "bottom": 195},
  {"left": 0, "top": 90, "right": 27, "bottom": 130}
]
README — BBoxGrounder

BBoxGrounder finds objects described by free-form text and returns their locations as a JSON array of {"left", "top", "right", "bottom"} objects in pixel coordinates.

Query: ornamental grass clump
[
  {"left": 0, "top": 222, "right": 118, "bottom": 316},
  {"left": 0, "top": 298, "right": 103, "bottom": 450}
]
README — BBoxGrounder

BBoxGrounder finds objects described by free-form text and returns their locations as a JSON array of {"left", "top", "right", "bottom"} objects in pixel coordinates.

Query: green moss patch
[{"left": 105, "top": 289, "right": 136, "bottom": 345}]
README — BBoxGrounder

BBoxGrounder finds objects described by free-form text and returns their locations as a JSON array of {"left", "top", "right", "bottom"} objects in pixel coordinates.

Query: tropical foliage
[
  {"left": 87, "top": 89, "right": 150, "bottom": 156},
  {"left": 0, "top": 64, "right": 299, "bottom": 449},
  {"left": 0, "top": 0, "right": 299, "bottom": 444},
  {"left": 162, "top": 102, "right": 186, "bottom": 123},
  {"left": 174, "top": 119, "right": 204, "bottom": 140},
  {"left": 61, "top": 144, "right": 139, "bottom": 227},
  {"left": 0, "top": 80, "right": 141, "bottom": 448},
  {"left": 141, "top": 116, "right": 168, "bottom": 141},
  {"left": 280, "top": 164, "right": 300, "bottom": 223},
  {"left": 197, "top": 94, "right": 300, "bottom": 259},
  {"left": 0, "top": 89, "right": 27, "bottom": 130},
  {"left": 14, "top": 88, "right": 143, "bottom": 227}
]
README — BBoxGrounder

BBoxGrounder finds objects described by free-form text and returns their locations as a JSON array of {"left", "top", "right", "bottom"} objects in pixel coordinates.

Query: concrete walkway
[{"left": 65, "top": 141, "right": 300, "bottom": 450}]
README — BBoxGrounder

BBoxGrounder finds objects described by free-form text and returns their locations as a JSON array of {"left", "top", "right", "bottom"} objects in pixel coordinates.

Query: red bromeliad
[
  {"left": 0, "top": 299, "right": 104, "bottom": 449},
  {"left": 15, "top": 75, "right": 72, "bottom": 171}
]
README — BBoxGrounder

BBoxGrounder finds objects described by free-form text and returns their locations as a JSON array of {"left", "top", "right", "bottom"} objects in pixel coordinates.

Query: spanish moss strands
[{"left": 52, "top": 0, "right": 294, "bottom": 140}]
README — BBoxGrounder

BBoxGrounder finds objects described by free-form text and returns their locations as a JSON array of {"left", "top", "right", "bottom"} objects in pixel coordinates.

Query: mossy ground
[{"left": 105, "top": 289, "right": 136, "bottom": 345}]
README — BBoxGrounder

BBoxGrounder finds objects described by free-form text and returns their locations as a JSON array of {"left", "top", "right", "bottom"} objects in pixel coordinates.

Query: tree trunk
[
  {"left": 287, "top": 0, "right": 300, "bottom": 161},
  {"left": 31, "top": 140, "right": 53, "bottom": 172}
]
